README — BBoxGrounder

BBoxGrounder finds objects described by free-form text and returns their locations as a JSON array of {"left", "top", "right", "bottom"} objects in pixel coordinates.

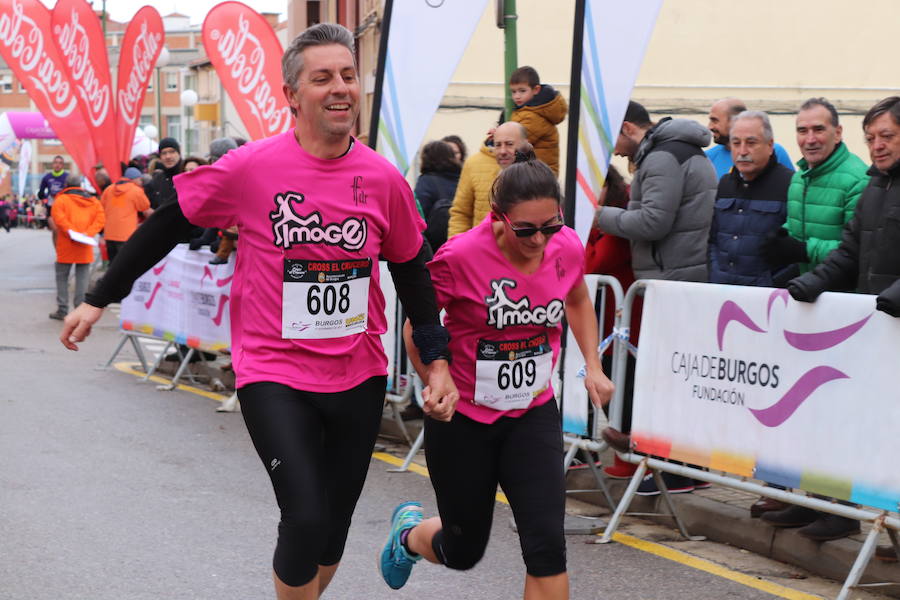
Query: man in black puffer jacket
[
  {"left": 146, "top": 137, "right": 184, "bottom": 209},
  {"left": 775, "top": 97, "right": 900, "bottom": 543},
  {"left": 788, "top": 96, "right": 900, "bottom": 314}
]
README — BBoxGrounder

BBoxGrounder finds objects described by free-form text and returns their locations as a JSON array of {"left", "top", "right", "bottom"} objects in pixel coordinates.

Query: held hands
[
  {"left": 421, "top": 360, "right": 459, "bottom": 422},
  {"left": 60, "top": 303, "right": 105, "bottom": 350},
  {"left": 584, "top": 363, "right": 614, "bottom": 408}
]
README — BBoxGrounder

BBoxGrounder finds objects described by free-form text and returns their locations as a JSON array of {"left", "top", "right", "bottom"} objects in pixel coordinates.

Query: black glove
[
  {"left": 787, "top": 270, "right": 830, "bottom": 303},
  {"left": 876, "top": 282, "right": 900, "bottom": 317},
  {"left": 761, "top": 228, "right": 808, "bottom": 266}
]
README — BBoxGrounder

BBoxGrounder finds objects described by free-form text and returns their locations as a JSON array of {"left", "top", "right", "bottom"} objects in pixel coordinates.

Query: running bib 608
[
  {"left": 473, "top": 333, "right": 552, "bottom": 411},
  {"left": 282, "top": 258, "right": 371, "bottom": 339}
]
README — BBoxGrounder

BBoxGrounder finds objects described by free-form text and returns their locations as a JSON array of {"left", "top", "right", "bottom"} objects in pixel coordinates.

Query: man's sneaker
[
  {"left": 603, "top": 455, "right": 638, "bottom": 479},
  {"left": 635, "top": 472, "right": 695, "bottom": 496},
  {"left": 380, "top": 501, "right": 423, "bottom": 589},
  {"left": 875, "top": 544, "right": 899, "bottom": 562},
  {"left": 692, "top": 479, "right": 712, "bottom": 490},
  {"left": 797, "top": 514, "right": 860, "bottom": 541},
  {"left": 761, "top": 505, "right": 820, "bottom": 528},
  {"left": 48, "top": 309, "right": 67, "bottom": 320}
]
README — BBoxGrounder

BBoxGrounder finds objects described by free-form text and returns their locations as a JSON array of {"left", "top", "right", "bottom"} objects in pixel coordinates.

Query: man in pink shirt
[{"left": 60, "top": 23, "right": 456, "bottom": 600}]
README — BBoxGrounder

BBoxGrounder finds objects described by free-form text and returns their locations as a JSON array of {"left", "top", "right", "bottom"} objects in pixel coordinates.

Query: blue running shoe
[{"left": 379, "top": 501, "right": 423, "bottom": 589}]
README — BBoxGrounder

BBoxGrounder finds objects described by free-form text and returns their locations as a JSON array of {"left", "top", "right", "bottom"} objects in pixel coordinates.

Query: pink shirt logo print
[
  {"left": 268, "top": 191, "right": 368, "bottom": 252},
  {"left": 485, "top": 278, "right": 565, "bottom": 329}
]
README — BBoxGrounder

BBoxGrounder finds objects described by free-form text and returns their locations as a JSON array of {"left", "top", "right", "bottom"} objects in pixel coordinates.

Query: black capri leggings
[
  {"left": 424, "top": 399, "right": 567, "bottom": 577},
  {"left": 238, "top": 376, "right": 386, "bottom": 587}
]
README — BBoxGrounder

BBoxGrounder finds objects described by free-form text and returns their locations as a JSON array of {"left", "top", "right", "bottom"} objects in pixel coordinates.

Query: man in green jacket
[{"left": 761, "top": 98, "right": 869, "bottom": 278}]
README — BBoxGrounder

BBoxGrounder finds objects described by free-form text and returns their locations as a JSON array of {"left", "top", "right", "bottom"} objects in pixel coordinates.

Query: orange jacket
[
  {"left": 510, "top": 87, "right": 568, "bottom": 175},
  {"left": 53, "top": 187, "right": 105, "bottom": 264},
  {"left": 101, "top": 180, "right": 150, "bottom": 241}
]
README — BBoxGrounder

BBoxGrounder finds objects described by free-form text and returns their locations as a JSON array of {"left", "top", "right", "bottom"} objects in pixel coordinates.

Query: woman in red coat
[{"left": 583, "top": 165, "right": 640, "bottom": 478}]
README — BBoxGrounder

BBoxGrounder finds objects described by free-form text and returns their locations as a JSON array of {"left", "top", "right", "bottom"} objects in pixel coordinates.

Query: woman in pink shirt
[{"left": 380, "top": 150, "right": 614, "bottom": 599}]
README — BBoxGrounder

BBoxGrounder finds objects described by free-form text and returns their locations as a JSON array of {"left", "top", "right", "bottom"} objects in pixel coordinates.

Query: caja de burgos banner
[
  {"left": 119, "top": 244, "right": 233, "bottom": 354},
  {"left": 630, "top": 280, "right": 900, "bottom": 513}
]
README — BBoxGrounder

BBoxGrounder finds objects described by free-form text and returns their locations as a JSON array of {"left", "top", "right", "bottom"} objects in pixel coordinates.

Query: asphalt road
[{"left": 0, "top": 228, "right": 844, "bottom": 599}]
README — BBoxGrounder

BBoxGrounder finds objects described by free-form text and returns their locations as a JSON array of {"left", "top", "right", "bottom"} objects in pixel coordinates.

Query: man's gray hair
[
  {"left": 799, "top": 97, "right": 839, "bottom": 127},
  {"left": 731, "top": 110, "right": 774, "bottom": 142},
  {"left": 65, "top": 174, "right": 82, "bottom": 187},
  {"left": 282, "top": 23, "right": 355, "bottom": 92}
]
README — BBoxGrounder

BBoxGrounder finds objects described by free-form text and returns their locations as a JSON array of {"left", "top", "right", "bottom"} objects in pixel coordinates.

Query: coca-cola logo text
[
  {"left": 210, "top": 14, "right": 290, "bottom": 136},
  {"left": 0, "top": 0, "right": 77, "bottom": 118},
  {"left": 118, "top": 21, "right": 160, "bottom": 125},
  {"left": 54, "top": 9, "right": 111, "bottom": 126}
]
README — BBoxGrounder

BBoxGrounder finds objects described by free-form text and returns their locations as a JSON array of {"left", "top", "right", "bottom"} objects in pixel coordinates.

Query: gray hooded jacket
[{"left": 597, "top": 117, "right": 717, "bottom": 281}]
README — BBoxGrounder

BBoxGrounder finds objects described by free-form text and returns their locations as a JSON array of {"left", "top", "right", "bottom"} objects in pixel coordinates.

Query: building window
[
  {"left": 166, "top": 115, "right": 181, "bottom": 142},
  {"left": 307, "top": 1, "right": 320, "bottom": 25},
  {"left": 18, "top": 80, "right": 26, "bottom": 93},
  {"left": 0, "top": 75, "right": 12, "bottom": 93},
  {"left": 166, "top": 72, "right": 178, "bottom": 91}
]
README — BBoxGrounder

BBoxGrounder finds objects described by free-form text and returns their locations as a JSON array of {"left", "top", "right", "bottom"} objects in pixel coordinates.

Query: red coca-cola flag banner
[
  {"left": 52, "top": 0, "right": 121, "bottom": 181},
  {"left": 0, "top": 0, "right": 98, "bottom": 187},
  {"left": 115, "top": 6, "right": 163, "bottom": 166},
  {"left": 202, "top": 1, "right": 293, "bottom": 141}
]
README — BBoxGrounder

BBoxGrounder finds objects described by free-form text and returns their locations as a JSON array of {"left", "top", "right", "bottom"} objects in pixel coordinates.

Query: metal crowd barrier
[{"left": 598, "top": 279, "right": 900, "bottom": 600}]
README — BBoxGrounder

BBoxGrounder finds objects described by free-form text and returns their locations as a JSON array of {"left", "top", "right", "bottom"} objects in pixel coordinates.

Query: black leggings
[
  {"left": 424, "top": 399, "right": 567, "bottom": 577},
  {"left": 238, "top": 377, "right": 386, "bottom": 587}
]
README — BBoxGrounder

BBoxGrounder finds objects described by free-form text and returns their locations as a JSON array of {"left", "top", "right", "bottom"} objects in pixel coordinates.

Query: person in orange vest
[
  {"left": 100, "top": 167, "right": 152, "bottom": 264},
  {"left": 49, "top": 175, "right": 105, "bottom": 320}
]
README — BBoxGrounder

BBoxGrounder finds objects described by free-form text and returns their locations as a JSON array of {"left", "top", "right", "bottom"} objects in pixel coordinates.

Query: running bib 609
[
  {"left": 282, "top": 258, "right": 371, "bottom": 339},
  {"left": 473, "top": 333, "right": 552, "bottom": 411}
]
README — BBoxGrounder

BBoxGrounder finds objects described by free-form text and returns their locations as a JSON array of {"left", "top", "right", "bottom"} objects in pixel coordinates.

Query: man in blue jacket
[
  {"left": 706, "top": 98, "right": 794, "bottom": 179},
  {"left": 708, "top": 111, "right": 794, "bottom": 286}
]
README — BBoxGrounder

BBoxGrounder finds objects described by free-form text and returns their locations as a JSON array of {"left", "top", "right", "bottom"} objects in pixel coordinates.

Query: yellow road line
[
  {"left": 373, "top": 451, "right": 820, "bottom": 600},
  {"left": 610, "top": 532, "right": 822, "bottom": 600},
  {"left": 113, "top": 362, "right": 228, "bottom": 403}
]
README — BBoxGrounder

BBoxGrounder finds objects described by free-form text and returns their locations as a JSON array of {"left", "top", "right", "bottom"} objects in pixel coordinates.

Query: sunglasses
[{"left": 500, "top": 212, "right": 565, "bottom": 238}]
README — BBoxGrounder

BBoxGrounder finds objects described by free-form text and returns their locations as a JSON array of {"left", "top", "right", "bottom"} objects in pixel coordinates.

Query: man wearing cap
[
  {"left": 146, "top": 137, "right": 184, "bottom": 209},
  {"left": 100, "top": 167, "right": 152, "bottom": 264}
]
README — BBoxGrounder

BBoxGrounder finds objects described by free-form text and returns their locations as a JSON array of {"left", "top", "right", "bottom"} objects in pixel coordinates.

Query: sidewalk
[{"left": 566, "top": 461, "right": 900, "bottom": 597}]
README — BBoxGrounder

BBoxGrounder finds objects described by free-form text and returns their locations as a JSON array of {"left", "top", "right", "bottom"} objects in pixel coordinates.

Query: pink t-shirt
[
  {"left": 173, "top": 132, "right": 424, "bottom": 392},
  {"left": 428, "top": 216, "right": 584, "bottom": 424}
]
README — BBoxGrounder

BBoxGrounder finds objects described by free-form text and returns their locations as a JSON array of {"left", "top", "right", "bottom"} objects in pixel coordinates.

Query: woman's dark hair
[
  {"left": 603, "top": 164, "right": 629, "bottom": 209},
  {"left": 491, "top": 142, "right": 561, "bottom": 213},
  {"left": 441, "top": 134, "right": 467, "bottom": 162},
  {"left": 420, "top": 141, "right": 460, "bottom": 174},
  {"left": 182, "top": 155, "right": 209, "bottom": 168}
]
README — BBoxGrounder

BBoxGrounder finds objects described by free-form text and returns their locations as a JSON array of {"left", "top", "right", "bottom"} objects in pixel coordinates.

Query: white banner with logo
[
  {"left": 17, "top": 139, "right": 30, "bottom": 197},
  {"left": 631, "top": 280, "right": 900, "bottom": 513},
  {"left": 570, "top": 0, "right": 661, "bottom": 241},
  {"left": 119, "top": 244, "right": 233, "bottom": 353},
  {"left": 375, "top": 0, "right": 488, "bottom": 174}
]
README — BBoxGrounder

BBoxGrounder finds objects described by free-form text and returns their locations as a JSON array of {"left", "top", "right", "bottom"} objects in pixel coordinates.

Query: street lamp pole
[{"left": 155, "top": 47, "right": 170, "bottom": 139}]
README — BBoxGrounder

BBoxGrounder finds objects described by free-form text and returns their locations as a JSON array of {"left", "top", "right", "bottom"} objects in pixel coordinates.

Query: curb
[{"left": 566, "top": 469, "right": 900, "bottom": 597}]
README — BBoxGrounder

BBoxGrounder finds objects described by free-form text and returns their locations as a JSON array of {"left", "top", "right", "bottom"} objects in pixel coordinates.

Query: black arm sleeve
[
  {"left": 387, "top": 241, "right": 450, "bottom": 363},
  {"left": 84, "top": 200, "right": 196, "bottom": 307}
]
